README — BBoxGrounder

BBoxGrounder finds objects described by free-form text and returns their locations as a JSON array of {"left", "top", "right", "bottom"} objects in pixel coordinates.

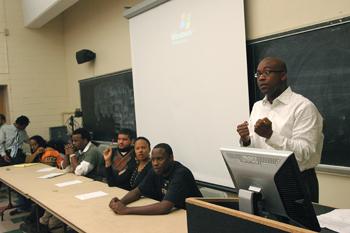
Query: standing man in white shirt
[
  {"left": 236, "top": 57, "right": 324, "bottom": 202},
  {"left": 0, "top": 115, "right": 30, "bottom": 166}
]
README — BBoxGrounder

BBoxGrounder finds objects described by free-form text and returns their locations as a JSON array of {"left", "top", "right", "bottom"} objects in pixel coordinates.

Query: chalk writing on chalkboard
[{"left": 79, "top": 69, "right": 136, "bottom": 141}]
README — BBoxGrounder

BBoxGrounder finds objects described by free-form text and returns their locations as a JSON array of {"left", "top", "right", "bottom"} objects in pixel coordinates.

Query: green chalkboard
[{"left": 79, "top": 69, "right": 136, "bottom": 141}]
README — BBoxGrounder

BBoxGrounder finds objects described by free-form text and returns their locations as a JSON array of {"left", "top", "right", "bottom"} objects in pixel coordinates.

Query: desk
[
  {"left": 0, "top": 164, "right": 187, "bottom": 233},
  {"left": 186, "top": 198, "right": 336, "bottom": 233}
]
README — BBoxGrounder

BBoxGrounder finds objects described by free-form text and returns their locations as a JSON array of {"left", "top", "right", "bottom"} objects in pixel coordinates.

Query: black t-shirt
[{"left": 138, "top": 161, "right": 202, "bottom": 209}]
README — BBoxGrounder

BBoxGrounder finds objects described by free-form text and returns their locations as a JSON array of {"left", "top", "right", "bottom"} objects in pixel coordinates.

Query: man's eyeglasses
[{"left": 254, "top": 70, "right": 284, "bottom": 79}]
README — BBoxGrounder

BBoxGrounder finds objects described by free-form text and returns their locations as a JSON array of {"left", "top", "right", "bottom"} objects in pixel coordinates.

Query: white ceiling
[{"left": 22, "top": 0, "right": 79, "bottom": 28}]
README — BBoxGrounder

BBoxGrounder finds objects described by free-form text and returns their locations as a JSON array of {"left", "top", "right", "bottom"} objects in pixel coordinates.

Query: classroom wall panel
[
  {"left": 62, "top": 0, "right": 142, "bottom": 111},
  {"left": 0, "top": 0, "right": 68, "bottom": 138}
]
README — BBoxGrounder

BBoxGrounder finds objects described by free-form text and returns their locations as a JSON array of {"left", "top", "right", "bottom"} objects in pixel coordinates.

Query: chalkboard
[
  {"left": 247, "top": 18, "right": 350, "bottom": 168},
  {"left": 79, "top": 69, "right": 136, "bottom": 141}
]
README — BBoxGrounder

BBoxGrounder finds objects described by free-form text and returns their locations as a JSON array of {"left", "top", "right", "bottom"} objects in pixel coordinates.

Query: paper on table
[
  {"left": 37, "top": 172, "right": 64, "bottom": 179},
  {"left": 36, "top": 167, "right": 56, "bottom": 172},
  {"left": 13, "top": 163, "right": 38, "bottom": 168},
  {"left": 55, "top": 180, "right": 82, "bottom": 187},
  {"left": 317, "top": 209, "right": 350, "bottom": 233},
  {"left": 75, "top": 191, "right": 108, "bottom": 200}
]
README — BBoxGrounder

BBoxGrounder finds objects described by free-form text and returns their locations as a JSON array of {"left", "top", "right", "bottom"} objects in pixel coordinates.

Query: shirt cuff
[{"left": 239, "top": 136, "right": 252, "bottom": 147}]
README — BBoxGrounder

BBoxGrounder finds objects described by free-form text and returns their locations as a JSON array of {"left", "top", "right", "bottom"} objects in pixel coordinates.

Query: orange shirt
[{"left": 40, "top": 147, "right": 64, "bottom": 168}]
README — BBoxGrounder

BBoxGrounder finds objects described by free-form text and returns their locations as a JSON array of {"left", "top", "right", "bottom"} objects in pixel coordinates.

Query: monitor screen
[{"left": 221, "top": 147, "right": 321, "bottom": 232}]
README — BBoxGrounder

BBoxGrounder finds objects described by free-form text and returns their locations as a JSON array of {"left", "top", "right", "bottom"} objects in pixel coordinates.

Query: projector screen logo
[{"left": 171, "top": 13, "right": 192, "bottom": 44}]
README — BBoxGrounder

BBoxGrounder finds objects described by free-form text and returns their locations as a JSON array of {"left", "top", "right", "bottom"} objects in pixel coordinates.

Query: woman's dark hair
[
  {"left": 29, "top": 135, "right": 47, "bottom": 148},
  {"left": 135, "top": 136, "right": 151, "bottom": 149}
]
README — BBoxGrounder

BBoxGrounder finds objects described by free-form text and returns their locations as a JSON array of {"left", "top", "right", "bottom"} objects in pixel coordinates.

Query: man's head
[
  {"left": 117, "top": 128, "right": 134, "bottom": 151},
  {"left": 0, "top": 114, "right": 6, "bottom": 126},
  {"left": 151, "top": 143, "right": 174, "bottom": 175},
  {"left": 15, "top": 115, "right": 30, "bottom": 130},
  {"left": 255, "top": 57, "right": 288, "bottom": 102},
  {"left": 72, "top": 128, "right": 91, "bottom": 151}
]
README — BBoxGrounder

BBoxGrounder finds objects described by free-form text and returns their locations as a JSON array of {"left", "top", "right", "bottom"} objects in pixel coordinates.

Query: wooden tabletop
[{"left": 0, "top": 164, "right": 187, "bottom": 233}]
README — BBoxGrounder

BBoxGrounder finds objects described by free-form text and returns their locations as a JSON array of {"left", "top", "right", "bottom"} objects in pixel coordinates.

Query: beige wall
[
  {"left": 62, "top": 0, "right": 141, "bottom": 111},
  {"left": 244, "top": 0, "right": 350, "bottom": 40},
  {"left": 244, "top": 0, "right": 350, "bottom": 208},
  {"left": 0, "top": 0, "right": 68, "bottom": 138}
]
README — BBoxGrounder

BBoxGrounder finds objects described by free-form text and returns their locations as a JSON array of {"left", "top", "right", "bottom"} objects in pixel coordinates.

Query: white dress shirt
[
  {"left": 245, "top": 87, "right": 324, "bottom": 172},
  {"left": 0, "top": 124, "right": 29, "bottom": 157}
]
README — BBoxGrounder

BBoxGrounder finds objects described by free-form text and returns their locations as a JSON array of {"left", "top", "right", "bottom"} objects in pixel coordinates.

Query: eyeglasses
[{"left": 254, "top": 70, "right": 284, "bottom": 79}]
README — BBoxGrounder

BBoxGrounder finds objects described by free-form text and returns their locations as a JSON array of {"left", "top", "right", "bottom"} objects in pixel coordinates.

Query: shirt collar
[
  {"left": 80, "top": 141, "right": 92, "bottom": 154},
  {"left": 262, "top": 87, "right": 292, "bottom": 105}
]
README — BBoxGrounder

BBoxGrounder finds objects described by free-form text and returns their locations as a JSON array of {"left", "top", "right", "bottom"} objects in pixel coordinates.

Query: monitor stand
[
  {"left": 238, "top": 189, "right": 297, "bottom": 227},
  {"left": 238, "top": 186, "right": 262, "bottom": 215}
]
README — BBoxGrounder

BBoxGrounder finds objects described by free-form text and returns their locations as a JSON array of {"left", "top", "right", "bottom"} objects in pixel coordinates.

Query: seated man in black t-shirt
[{"left": 109, "top": 143, "right": 202, "bottom": 215}]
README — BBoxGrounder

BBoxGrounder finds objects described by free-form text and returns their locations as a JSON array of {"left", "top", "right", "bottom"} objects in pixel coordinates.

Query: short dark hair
[
  {"left": 135, "top": 136, "right": 151, "bottom": 149},
  {"left": 0, "top": 114, "right": 6, "bottom": 122},
  {"left": 153, "top": 143, "right": 173, "bottom": 158},
  {"left": 117, "top": 128, "right": 135, "bottom": 140},
  {"left": 72, "top": 128, "right": 91, "bottom": 141},
  {"left": 15, "top": 115, "right": 30, "bottom": 126},
  {"left": 29, "top": 135, "right": 47, "bottom": 148}
]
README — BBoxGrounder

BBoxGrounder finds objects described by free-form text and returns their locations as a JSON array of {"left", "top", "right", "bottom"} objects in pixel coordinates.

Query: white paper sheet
[
  {"left": 36, "top": 167, "right": 56, "bottom": 172},
  {"left": 75, "top": 191, "right": 108, "bottom": 200},
  {"left": 37, "top": 172, "right": 64, "bottom": 179},
  {"left": 317, "top": 209, "right": 350, "bottom": 233},
  {"left": 55, "top": 180, "right": 82, "bottom": 187}
]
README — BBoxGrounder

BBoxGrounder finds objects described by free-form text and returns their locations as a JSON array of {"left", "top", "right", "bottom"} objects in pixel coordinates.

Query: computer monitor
[{"left": 221, "top": 147, "right": 321, "bottom": 232}]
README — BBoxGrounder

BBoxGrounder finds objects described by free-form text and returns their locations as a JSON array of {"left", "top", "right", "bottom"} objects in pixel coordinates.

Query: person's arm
[
  {"left": 70, "top": 154, "right": 79, "bottom": 172},
  {"left": 262, "top": 103, "right": 323, "bottom": 163},
  {"left": 25, "top": 147, "right": 45, "bottom": 163},
  {"left": 120, "top": 187, "right": 142, "bottom": 205},
  {"left": 22, "top": 130, "right": 29, "bottom": 143},
  {"left": 105, "top": 159, "right": 134, "bottom": 187},
  {"left": 236, "top": 121, "right": 251, "bottom": 146},
  {"left": 0, "top": 128, "right": 6, "bottom": 157},
  {"left": 111, "top": 200, "right": 174, "bottom": 215},
  {"left": 109, "top": 188, "right": 174, "bottom": 215},
  {"left": 74, "top": 160, "right": 94, "bottom": 176}
]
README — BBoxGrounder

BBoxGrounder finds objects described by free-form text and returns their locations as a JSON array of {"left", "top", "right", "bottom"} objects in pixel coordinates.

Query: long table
[{"left": 0, "top": 163, "right": 187, "bottom": 233}]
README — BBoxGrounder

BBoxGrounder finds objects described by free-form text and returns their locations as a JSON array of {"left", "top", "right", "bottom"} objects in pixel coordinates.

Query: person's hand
[
  {"left": 3, "top": 155, "right": 11, "bottom": 163},
  {"left": 254, "top": 117, "right": 273, "bottom": 139},
  {"left": 109, "top": 197, "right": 128, "bottom": 215},
  {"left": 236, "top": 121, "right": 250, "bottom": 146},
  {"left": 103, "top": 147, "right": 113, "bottom": 167},
  {"left": 64, "top": 144, "right": 74, "bottom": 155},
  {"left": 109, "top": 197, "right": 120, "bottom": 207},
  {"left": 70, "top": 154, "right": 77, "bottom": 163},
  {"left": 36, "top": 147, "right": 45, "bottom": 154}
]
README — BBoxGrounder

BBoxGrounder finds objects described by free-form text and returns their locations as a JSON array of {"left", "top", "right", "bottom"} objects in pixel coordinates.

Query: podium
[{"left": 186, "top": 198, "right": 330, "bottom": 233}]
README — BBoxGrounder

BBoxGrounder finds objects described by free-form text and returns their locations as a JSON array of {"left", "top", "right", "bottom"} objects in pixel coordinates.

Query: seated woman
[
  {"left": 104, "top": 136, "right": 152, "bottom": 190},
  {"left": 25, "top": 135, "right": 65, "bottom": 168},
  {"left": 20, "top": 136, "right": 66, "bottom": 232}
]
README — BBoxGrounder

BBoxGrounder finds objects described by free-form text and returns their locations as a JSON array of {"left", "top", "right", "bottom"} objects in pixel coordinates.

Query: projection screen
[{"left": 128, "top": 0, "right": 249, "bottom": 187}]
